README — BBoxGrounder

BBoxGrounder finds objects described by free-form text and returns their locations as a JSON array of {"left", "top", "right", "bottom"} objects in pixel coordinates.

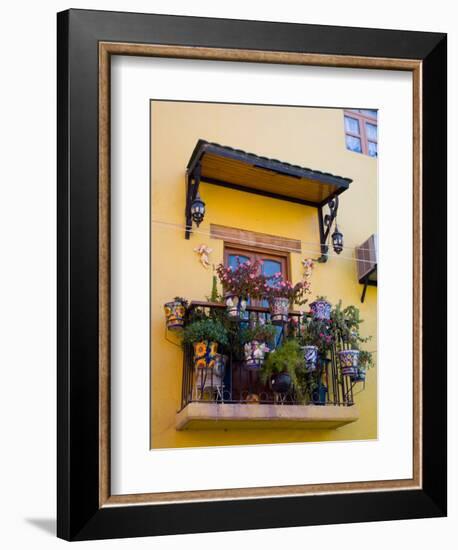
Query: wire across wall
[{"left": 150, "top": 218, "right": 377, "bottom": 264}]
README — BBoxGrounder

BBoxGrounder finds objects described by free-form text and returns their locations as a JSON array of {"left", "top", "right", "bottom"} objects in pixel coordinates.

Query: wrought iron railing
[{"left": 180, "top": 301, "right": 358, "bottom": 411}]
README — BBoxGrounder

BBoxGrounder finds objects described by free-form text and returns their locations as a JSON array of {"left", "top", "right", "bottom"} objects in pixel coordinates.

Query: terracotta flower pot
[
  {"left": 244, "top": 340, "right": 270, "bottom": 370},
  {"left": 163, "top": 300, "right": 186, "bottom": 330},
  {"left": 338, "top": 349, "right": 360, "bottom": 377},
  {"left": 301, "top": 345, "right": 319, "bottom": 372},
  {"left": 270, "top": 372, "right": 292, "bottom": 393},
  {"left": 310, "top": 299, "right": 332, "bottom": 321},
  {"left": 269, "top": 297, "right": 290, "bottom": 324},
  {"left": 225, "top": 294, "right": 247, "bottom": 318},
  {"left": 193, "top": 341, "right": 218, "bottom": 369}
]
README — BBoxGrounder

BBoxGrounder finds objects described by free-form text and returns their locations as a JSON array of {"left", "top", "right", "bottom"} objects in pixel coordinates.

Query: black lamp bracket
[
  {"left": 185, "top": 163, "right": 201, "bottom": 239},
  {"left": 317, "top": 196, "right": 339, "bottom": 263}
]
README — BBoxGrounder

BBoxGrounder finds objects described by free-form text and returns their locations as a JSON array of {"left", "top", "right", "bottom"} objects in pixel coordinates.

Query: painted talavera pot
[
  {"left": 269, "top": 297, "right": 290, "bottom": 324},
  {"left": 163, "top": 300, "right": 186, "bottom": 330},
  {"left": 193, "top": 341, "right": 218, "bottom": 369},
  {"left": 225, "top": 294, "right": 247, "bottom": 318},
  {"left": 338, "top": 349, "right": 360, "bottom": 376},
  {"left": 270, "top": 372, "right": 292, "bottom": 393},
  {"left": 310, "top": 299, "right": 332, "bottom": 321},
  {"left": 244, "top": 340, "right": 270, "bottom": 370},
  {"left": 351, "top": 368, "right": 366, "bottom": 382},
  {"left": 196, "top": 354, "right": 227, "bottom": 391},
  {"left": 301, "top": 345, "right": 319, "bottom": 372}
]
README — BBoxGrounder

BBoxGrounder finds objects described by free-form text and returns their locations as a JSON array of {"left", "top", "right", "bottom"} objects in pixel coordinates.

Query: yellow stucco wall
[{"left": 150, "top": 101, "right": 377, "bottom": 449}]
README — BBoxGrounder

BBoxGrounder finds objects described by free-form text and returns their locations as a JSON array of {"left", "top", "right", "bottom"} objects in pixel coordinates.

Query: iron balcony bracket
[
  {"left": 317, "top": 196, "right": 339, "bottom": 263},
  {"left": 185, "top": 164, "right": 201, "bottom": 239}
]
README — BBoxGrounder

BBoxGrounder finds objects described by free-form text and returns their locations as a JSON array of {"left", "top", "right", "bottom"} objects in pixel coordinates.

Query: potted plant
[
  {"left": 351, "top": 349, "right": 374, "bottom": 382},
  {"left": 330, "top": 301, "right": 373, "bottom": 379},
  {"left": 311, "top": 384, "right": 328, "bottom": 405},
  {"left": 216, "top": 259, "right": 264, "bottom": 318},
  {"left": 309, "top": 295, "right": 332, "bottom": 321},
  {"left": 163, "top": 296, "right": 188, "bottom": 330},
  {"left": 338, "top": 349, "right": 360, "bottom": 377},
  {"left": 299, "top": 312, "right": 334, "bottom": 371},
  {"left": 182, "top": 318, "right": 229, "bottom": 369},
  {"left": 241, "top": 321, "right": 276, "bottom": 370},
  {"left": 260, "top": 339, "right": 305, "bottom": 394},
  {"left": 264, "top": 273, "right": 311, "bottom": 325}
]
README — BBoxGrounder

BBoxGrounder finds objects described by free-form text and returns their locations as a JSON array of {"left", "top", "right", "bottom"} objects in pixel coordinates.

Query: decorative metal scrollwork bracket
[
  {"left": 185, "top": 164, "right": 201, "bottom": 239},
  {"left": 317, "top": 196, "right": 339, "bottom": 263}
]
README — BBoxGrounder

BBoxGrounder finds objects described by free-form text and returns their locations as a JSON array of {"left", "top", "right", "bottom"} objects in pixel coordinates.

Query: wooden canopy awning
[
  {"left": 185, "top": 140, "right": 353, "bottom": 262},
  {"left": 186, "top": 139, "right": 352, "bottom": 207}
]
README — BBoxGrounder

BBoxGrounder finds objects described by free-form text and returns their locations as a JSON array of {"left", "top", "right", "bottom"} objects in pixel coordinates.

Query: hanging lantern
[
  {"left": 332, "top": 224, "right": 344, "bottom": 254},
  {"left": 190, "top": 194, "right": 205, "bottom": 226}
]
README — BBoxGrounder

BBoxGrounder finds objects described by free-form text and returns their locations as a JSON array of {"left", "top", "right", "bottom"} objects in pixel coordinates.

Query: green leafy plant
[
  {"left": 299, "top": 314, "right": 333, "bottom": 352},
  {"left": 264, "top": 272, "right": 311, "bottom": 306},
  {"left": 331, "top": 301, "right": 370, "bottom": 347},
  {"left": 260, "top": 339, "right": 305, "bottom": 386},
  {"left": 358, "top": 349, "right": 375, "bottom": 371},
  {"left": 240, "top": 321, "right": 277, "bottom": 345},
  {"left": 182, "top": 318, "right": 229, "bottom": 347},
  {"left": 206, "top": 274, "right": 224, "bottom": 303},
  {"left": 171, "top": 296, "right": 188, "bottom": 307},
  {"left": 216, "top": 258, "right": 265, "bottom": 300}
]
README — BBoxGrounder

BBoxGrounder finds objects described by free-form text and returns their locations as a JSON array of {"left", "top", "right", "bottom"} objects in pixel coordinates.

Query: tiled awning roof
[{"left": 187, "top": 139, "right": 352, "bottom": 207}]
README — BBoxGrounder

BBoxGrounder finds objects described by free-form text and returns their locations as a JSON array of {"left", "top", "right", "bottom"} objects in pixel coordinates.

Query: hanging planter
[
  {"left": 351, "top": 368, "right": 366, "bottom": 383},
  {"left": 183, "top": 318, "right": 229, "bottom": 369},
  {"left": 269, "top": 296, "right": 290, "bottom": 324},
  {"left": 301, "top": 345, "right": 319, "bottom": 372},
  {"left": 193, "top": 340, "right": 219, "bottom": 369},
  {"left": 244, "top": 340, "right": 270, "bottom": 370},
  {"left": 338, "top": 349, "right": 360, "bottom": 377},
  {"left": 310, "top": 299, "right": 332, "bottom": 321},
  {"left": 224, "top": 294, "right": 248, "bottom": 318},
  {"left": 163, "top": 297, "right": 187, "bottom": 330},
  {"left": 269, "top": 372, "right": 292, "bottom": 393}
]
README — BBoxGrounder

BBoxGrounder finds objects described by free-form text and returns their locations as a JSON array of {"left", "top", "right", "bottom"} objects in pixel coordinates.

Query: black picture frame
[{"left": 57, "top": 8, "right": 447, "bottom": 541}]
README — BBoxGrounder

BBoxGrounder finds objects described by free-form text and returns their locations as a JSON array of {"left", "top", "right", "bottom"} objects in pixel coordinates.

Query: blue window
[{"left": 344, "top": 109, "right": 378, "bottom": 157}]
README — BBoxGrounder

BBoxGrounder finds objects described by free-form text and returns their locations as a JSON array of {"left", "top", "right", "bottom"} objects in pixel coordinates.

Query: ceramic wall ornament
[
  {"left": 193, "top": 244, "right": 213, "bottom": 268},
  {"left": 302, "top": 258, "right": 314, "bottom": 281}
]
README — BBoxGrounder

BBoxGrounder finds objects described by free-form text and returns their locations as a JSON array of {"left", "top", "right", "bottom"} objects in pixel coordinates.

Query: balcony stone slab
[{"left": 176, "top": 402, "right": 359, "bottom": 431}]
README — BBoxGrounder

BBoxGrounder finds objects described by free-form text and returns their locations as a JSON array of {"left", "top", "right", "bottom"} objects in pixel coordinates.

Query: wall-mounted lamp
[
  {"left": 190, "top": 193, "right": 205, "bottom": 227},
  {"left": 317, "top": 197, "right": 345, "bottom": 262},
  {"left": 331, "top": 224, "right": 344, "bottom": 254}
]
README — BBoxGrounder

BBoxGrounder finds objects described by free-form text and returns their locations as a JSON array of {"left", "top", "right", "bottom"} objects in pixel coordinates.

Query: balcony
[{"left": 177, "top": 301, "right": 361, "bottom": 431}]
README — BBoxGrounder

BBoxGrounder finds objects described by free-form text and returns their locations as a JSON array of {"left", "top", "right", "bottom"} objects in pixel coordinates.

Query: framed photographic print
[{"left": 57, "top": 9, "right": 447, "bottom": 541}]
